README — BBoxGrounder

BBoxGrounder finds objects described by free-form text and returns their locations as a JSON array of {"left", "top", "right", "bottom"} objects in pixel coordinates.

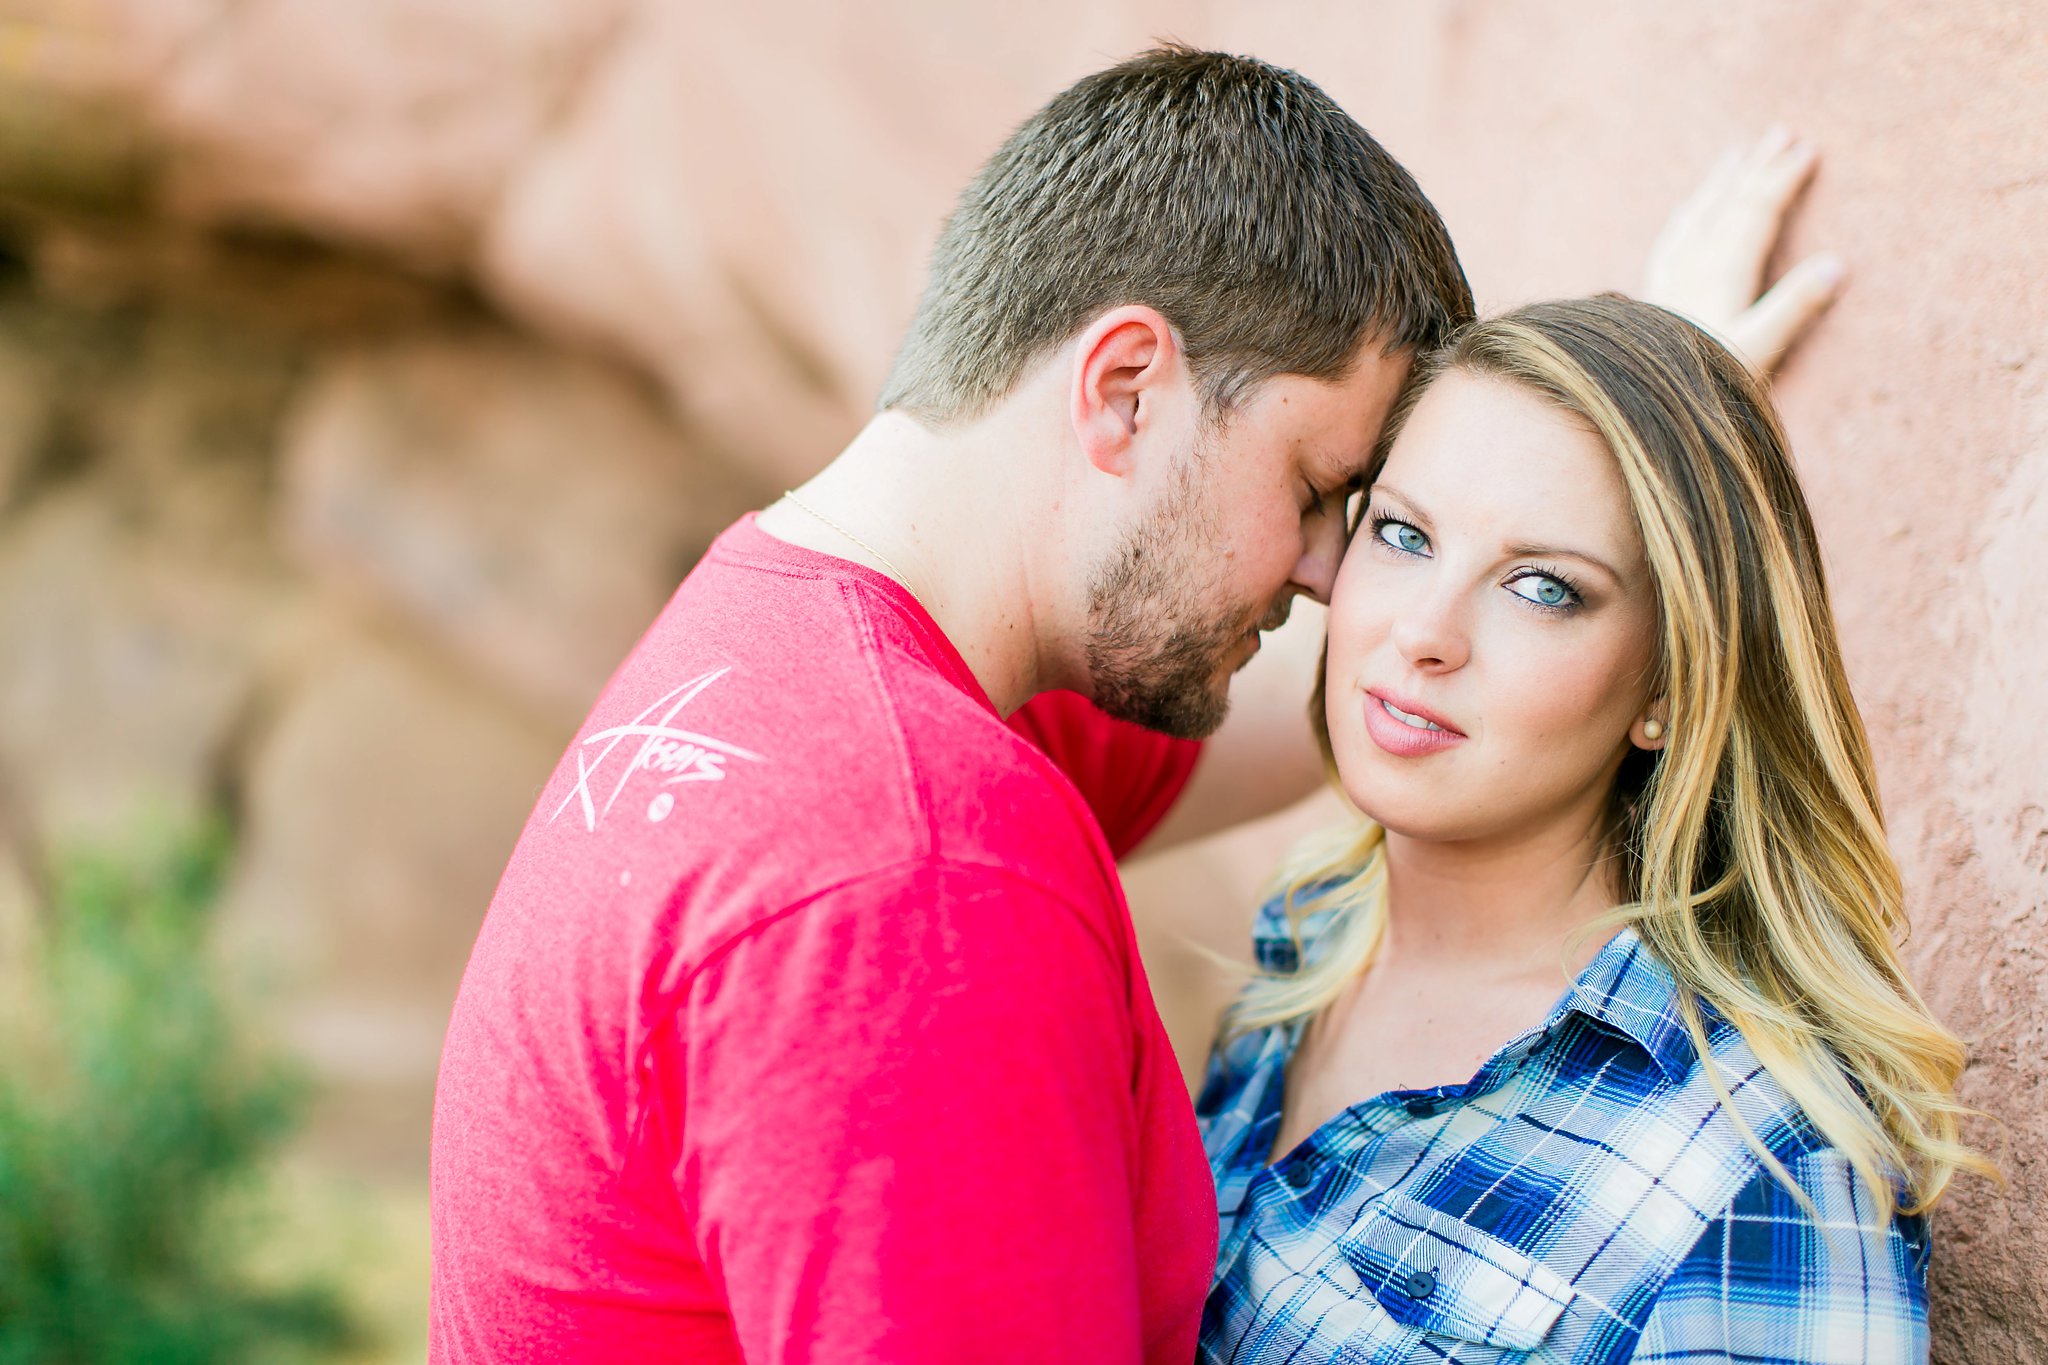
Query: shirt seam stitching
[{"left": 841, "top": 578, "right": 940, "bottom": 857}]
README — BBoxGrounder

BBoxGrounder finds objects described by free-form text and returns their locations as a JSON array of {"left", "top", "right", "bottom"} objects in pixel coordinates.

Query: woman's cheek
[{"left": 1495, "top": 633, "right": 1642, "bottom": 770}]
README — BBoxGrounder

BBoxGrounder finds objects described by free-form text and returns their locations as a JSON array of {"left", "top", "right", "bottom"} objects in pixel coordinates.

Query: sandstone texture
[
  {"left": 279, "top": 328, "right": 762, "bottom": 723},
  {"left": 0, "top": 2, "right": 2040, "bottom": 1357},
  {"left": 0, "top": 487, "right": 262, "bottom": 844},
  {"left": 214, "top": 612, "right": 563, "bottom": 1175}
]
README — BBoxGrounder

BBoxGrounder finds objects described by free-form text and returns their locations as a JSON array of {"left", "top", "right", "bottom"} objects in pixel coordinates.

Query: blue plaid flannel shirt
[{"left": 1197, "top": 897, "right": 1929, "bottom": 1364}]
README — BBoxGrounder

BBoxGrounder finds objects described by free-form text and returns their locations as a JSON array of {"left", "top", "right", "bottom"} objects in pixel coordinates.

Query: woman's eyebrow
[
  {"left": 1503, "top": 540, "right": 1626, "bottom": 585},
  {"left": 1367, "top": 482, "right": 1429, "bottom": 522}
]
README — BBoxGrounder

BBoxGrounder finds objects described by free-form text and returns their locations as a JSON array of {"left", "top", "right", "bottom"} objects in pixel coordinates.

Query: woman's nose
[{"left": 1389, "top": 592, "right": 1470, "bottom": 671}]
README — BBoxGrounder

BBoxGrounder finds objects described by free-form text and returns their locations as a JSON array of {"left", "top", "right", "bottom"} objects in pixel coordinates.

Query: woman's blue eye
[
  {"left": 1376, "top": 519, "right": 1427, "bottom": 554},
  {"left": 1507, "top": 573, "right": 1578, "bottom": 610}
]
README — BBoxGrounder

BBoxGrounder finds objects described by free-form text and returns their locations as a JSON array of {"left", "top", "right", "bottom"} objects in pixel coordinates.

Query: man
[{"left": 429, "top": 47, "right": 1836, "bottom": 1363}]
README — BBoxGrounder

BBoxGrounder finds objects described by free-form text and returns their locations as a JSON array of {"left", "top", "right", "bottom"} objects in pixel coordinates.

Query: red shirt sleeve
[
  {"left": 1007, "top": 691, "right": 1202, "bottom": 858},
  {"left": 668, "top": 860, "right": 1149, "bottom": 1365}
]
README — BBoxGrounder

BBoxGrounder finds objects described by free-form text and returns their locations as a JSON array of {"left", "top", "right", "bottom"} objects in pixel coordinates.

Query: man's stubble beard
[{"left": 1083, "top": 451, "right": 1287, "bottom": 741}]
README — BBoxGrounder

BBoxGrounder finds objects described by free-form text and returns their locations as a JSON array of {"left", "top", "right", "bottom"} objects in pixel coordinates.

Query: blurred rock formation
[{"left": 0, "top": 136, "right": 773, "bottom": 1195}]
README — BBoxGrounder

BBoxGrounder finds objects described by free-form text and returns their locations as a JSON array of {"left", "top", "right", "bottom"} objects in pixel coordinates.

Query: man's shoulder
[
  {"left": 495, "top": 539, "right": 1124, "bottom": 973},
  {"left": 656, "top": 545, "right": 1131, "bottom": 905},
  {"left": 661, "top": 525, "right": 1156, "bottom": 869}
]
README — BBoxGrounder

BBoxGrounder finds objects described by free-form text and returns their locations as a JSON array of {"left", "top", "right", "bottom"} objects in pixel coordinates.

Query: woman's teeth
[{"left": 1381, "top": 699, "right": 1444, "bottom": 732}]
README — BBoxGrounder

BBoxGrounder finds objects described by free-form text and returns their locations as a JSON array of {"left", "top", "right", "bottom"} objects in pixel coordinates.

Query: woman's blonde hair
[{"left": 1230, "top": 296, "right": 1993, "bottom": 1217}]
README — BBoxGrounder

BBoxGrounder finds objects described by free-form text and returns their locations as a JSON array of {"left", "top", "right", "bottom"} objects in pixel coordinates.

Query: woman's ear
[
  {"left": 1630, "top": 698, "right": 1671, "bottom": 752},
  {"left": 1070, "top": 305, "right": 1180, "bottom": 477}
]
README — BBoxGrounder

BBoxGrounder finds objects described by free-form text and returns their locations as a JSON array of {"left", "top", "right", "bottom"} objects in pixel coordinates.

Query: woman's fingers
[
  {"left": 1722, "top": 133, "right": 1821, "bottom": 263},
  {"left": 1639, "top": 129, "right": 1840, "bottom": 377},
  {"left": 1726, "top": 251, "right": 1849, "bottom": 372}
]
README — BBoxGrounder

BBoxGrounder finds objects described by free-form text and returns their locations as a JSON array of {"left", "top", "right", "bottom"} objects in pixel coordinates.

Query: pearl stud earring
[{"left": 1642, "top": 719, "right": 1666, "bottom": 742}]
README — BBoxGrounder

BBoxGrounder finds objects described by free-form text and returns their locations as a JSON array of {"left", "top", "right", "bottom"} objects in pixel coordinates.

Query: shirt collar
[
  {"left": 1561, "top": 926, "right": 1700, "bottom": 1084},
  {"left": 1248, "top": 881, "right": 1345, "bottom": 974},
  {"left": 1251, "top": 896, "right": 1701, "bottom": 1085}
]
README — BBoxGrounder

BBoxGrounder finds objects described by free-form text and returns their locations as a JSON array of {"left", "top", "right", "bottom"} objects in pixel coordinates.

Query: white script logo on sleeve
[{"left": 551, "top": 666, "right": 764, "bottom": 832}]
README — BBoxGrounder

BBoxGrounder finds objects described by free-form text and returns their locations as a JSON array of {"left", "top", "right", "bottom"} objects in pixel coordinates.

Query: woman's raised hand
[{"left": 1639, "top": 127, "right": 1847, "bottom": 376}]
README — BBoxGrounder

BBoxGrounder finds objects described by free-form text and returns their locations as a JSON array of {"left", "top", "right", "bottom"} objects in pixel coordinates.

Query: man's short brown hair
[{"left": 879, "top": 46, "right": 1474, "bottom": 424}]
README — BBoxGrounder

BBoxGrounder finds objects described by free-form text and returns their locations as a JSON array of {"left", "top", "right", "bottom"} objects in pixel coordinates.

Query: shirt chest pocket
[{"left": 1336, "top": 1193, "right": 1576, "bottom": 1358}]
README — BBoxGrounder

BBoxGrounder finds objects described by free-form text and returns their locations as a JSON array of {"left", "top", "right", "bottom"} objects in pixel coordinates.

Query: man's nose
[{"left": 1294, "top": 509, "right": 1348, "bottom": 605}]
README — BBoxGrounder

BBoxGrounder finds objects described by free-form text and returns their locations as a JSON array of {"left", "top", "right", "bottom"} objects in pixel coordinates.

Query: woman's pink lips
[{"left": 1362, "top": 690, "right": 1467, "bottom": 757}]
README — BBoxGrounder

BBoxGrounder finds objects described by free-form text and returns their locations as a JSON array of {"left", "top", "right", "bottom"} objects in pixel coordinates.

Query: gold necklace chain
[{"left": 780, "top": 490, "right": 923, "bottom": 605}]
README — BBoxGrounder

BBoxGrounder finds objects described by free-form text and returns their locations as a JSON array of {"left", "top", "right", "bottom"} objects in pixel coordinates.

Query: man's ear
[{"left": 1070, "top": 306, "right": 1182, "bottom": 477}]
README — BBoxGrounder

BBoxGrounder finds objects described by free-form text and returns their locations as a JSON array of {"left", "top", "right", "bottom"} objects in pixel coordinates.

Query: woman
[{"left": 1196, "top": 297, "right": 1993, "bottom": 1363}]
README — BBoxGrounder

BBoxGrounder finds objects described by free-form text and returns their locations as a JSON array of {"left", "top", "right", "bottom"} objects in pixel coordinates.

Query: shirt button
[
  {"left": 1283, "top": 1161, "right": 1314, "bottom": 1189},
  {"left": 1403, "top": 1268, "right": 1438, "bottom": 1300},
  {"left": 1403, "top": 1096, "right": 1439, "bottom": 1118}
]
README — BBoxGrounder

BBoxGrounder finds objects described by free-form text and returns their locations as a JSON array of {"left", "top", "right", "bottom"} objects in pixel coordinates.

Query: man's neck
[{"left": 754, "top": 408, "right": 1071, "bottom": 717}]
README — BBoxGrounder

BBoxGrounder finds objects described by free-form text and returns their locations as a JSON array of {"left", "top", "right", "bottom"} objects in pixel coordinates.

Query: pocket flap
[{"left": 1338, "top": 1193, "right": 1575, "bottom": 1350}]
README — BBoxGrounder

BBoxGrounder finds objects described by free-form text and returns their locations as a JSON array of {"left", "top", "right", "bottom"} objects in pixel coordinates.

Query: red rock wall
[{"left": 2, "top": 2, "right": 2041, "bottom": 1355}]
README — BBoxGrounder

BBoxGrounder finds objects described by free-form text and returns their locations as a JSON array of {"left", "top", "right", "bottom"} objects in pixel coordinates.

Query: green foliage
[{"left": 0, "top": 826, "right": 353, "bottom": 1364}]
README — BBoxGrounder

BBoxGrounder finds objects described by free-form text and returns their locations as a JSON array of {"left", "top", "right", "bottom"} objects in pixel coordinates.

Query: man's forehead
[
  {"left": 1336, "top": 345, "right": 1415, "bottom": 452},
  {"left": 1287, "top": 344, "right": 1413, "bottom": 463}
]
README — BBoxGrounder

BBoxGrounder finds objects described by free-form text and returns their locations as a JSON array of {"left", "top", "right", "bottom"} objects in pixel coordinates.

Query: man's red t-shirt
[{"left": 429, "top": 516, "right": 1218, "bottom": 1363}]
